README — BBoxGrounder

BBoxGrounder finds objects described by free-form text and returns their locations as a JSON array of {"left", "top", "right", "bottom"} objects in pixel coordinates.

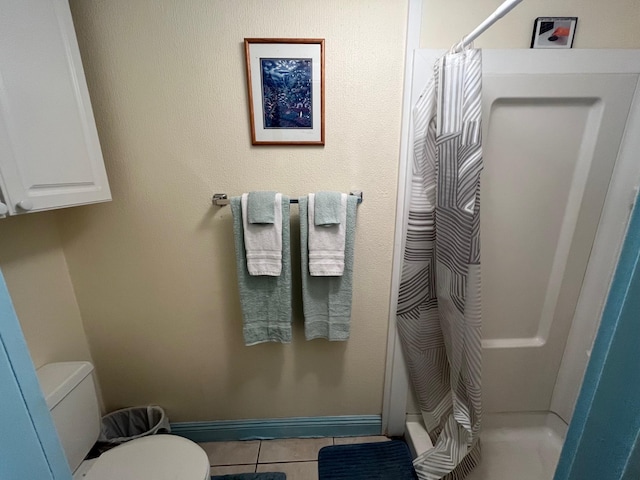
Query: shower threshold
[{"left": 405, "top": 411, "right": 567, "bottom": 480}]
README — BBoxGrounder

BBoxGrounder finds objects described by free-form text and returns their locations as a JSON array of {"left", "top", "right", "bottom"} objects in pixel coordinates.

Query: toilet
[{"left": 36, "top": 361, "right": 210, "bottom": 480}]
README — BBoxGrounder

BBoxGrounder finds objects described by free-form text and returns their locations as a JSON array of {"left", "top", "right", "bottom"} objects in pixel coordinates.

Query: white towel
[
  {"left": 308, "top": 193, "right": 347, "bottom": 276},
  {"left": 241, "top": 193, "right": 282, "bottom": 276}
]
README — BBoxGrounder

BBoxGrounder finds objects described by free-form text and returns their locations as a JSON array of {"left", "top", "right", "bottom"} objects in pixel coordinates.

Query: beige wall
[
  {"left": 0, "top": 214, "right": 92, "bottom": 369},
  {"left": 421, "top": 0, "right": 640, "bottom": 49},
  {"left": 61, "top": 0, "right": 408, "bottom": 422}
]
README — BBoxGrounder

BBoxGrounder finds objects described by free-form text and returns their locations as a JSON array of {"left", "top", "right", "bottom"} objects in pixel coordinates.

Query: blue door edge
[
  {"left": 0, "top": 269, "right": 72, "bottom": 479},
  {"left": 555, "top": 195, "right": 640, "bottom": 479}
]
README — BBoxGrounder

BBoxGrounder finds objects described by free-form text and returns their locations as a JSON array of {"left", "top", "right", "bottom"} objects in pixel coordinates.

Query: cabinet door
[
  {"left": 0, "top": 0, "right": 111, "bottom": 215},
  {"left": 0, "top": 269, "right": 72, "bottom": 479}
]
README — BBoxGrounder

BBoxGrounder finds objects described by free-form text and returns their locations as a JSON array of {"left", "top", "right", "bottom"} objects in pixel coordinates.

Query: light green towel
[
  {"left": 248, "top": 191, "right": 277, "bottom": 224},
  {"left": 314, "top": 191, "right": 342, "bottom": 226},
  {"left": 299, "top": 195, "right": 357, "bottom": 341},
  {"left": 231, "top": 196, "right": 291, "bottom": 345}
]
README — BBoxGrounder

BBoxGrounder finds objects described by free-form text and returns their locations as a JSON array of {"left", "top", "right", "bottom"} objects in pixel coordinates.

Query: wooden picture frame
[{"left": 244, "top": 38, "right": 325, "bottom": 146}]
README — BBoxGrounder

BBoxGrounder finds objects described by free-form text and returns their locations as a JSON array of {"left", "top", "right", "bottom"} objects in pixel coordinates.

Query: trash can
[{"left": 98, "top": 405, "right": 170, "bottom": 447}]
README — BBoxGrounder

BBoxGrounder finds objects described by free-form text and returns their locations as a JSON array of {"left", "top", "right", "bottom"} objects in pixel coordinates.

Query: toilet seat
[{"left": 84, "top": 434, "right": 209, "bottom": 480}]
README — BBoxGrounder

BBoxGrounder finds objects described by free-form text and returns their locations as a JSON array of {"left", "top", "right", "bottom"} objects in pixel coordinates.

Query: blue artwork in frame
[
  {"left": 244, "top": 38, "right": 324, "bottom": 145},
  {"left": 260, "top": 58, "right": 313, "bottom": 129}
]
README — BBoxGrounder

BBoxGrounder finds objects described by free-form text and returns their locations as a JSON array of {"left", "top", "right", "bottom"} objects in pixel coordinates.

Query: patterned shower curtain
[{"left": 397, "top": 48, "right": 483, "bottom": 480}]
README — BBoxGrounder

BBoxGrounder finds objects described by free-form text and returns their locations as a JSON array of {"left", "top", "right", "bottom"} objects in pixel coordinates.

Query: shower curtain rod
[{"left": 453, "top": 0, "right": 525, "bottom": 51}]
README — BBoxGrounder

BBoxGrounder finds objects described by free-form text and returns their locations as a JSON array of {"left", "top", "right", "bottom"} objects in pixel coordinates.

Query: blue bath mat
[
  {"left": 211, "top": 474, "right": 285, "bottom": 480},
  {"left": 318, "top": 440, "right": 417, "bottom": 479}
]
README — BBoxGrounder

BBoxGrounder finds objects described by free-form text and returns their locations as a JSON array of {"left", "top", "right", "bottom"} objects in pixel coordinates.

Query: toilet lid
[{"left": 85, "top": 435, "right": 209, "bottom": 480}]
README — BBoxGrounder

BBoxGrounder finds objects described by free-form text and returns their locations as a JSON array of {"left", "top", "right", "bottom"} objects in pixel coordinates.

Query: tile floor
[{"left": 200, "top": 435, "right": 390, "bottom": 479}]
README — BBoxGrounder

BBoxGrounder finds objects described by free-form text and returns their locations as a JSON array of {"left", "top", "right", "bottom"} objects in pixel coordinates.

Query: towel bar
[{"left": 212, "top": 191, "right": 363, "bottom": 207}]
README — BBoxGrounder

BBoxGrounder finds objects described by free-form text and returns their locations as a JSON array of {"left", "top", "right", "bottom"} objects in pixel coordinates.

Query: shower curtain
[{"left": 397, "top": 48, "right": 483, "bottom": 480}]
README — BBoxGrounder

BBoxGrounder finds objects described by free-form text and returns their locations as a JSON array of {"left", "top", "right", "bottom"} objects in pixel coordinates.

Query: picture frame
[
  {"left": 531, "top": 17, "right": 578, "bottom": 49},
  {"left": 244, "top": 38, "right": 325, "bottom": 146}
]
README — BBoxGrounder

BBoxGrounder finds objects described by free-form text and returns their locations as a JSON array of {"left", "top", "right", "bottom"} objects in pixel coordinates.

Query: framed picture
[
  {"left": 244, "top": 38, "right": 325, "bottom": 146},
  {"left": 531, "top": 17, "right": 578, "bottom": 49}
]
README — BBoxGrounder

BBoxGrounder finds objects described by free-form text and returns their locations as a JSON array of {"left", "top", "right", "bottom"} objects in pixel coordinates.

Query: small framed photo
[
  {"left": 244, "top": 38, "right": 325, "bottom": 146},
  {"left": 531, "top": 17, "right": 578, "bottom": 49}
]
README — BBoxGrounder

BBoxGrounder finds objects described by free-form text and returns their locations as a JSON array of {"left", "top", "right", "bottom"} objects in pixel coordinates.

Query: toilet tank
[{"left": 36, "top": 361, "right": 101, "bottom": 473}]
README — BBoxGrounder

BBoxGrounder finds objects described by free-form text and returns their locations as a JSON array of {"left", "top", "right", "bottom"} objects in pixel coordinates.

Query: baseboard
[{"left": 171, "top": 415, "right": 382, "bottom": 442}]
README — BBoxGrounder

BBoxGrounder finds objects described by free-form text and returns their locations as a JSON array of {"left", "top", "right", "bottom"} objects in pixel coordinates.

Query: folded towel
[
  {"left": 231, "top": 196, "right": 291, "bottom": 345},
  {"left": 242, "top": 193, "right": 282, "bottom": 276},
  {"left": 314, "top": 191, "right": 343, "bottom": 226},
  {"left": 308, "top": 193, "right": 347, "bottom": 276},
  {"left": 300, "top": 195, "right": 357, "bottom": 341},
  {"left": 248, "top": 191, "right": 277, "bottom": 224}
]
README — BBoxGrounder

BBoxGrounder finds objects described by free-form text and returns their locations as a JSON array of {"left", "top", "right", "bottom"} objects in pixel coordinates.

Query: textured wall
[
  {"left": 421, "top": 0, "right": 640, "bottom": 49},
  {"left": 0, "top": 214, "right": 92, "bottom": 369},
  {"left": 60, "top": 0, "right": 408, "bottom": 422}
]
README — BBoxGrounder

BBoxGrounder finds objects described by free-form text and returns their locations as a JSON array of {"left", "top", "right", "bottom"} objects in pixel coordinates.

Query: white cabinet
[{"left": 0, "top": 0, "right": 111, "bottom": 217}]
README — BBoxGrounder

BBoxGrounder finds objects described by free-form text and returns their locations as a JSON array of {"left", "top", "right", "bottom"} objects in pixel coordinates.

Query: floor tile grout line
[
  {"left": 254, "top": 440, "right": 261, "bottom": 472},
  {"left": 256, "top": 440, "right": 263, "bottom": 464},
  {"left": 254, "top": 437, "right": 333, "bottom": 465},
  {"left": 257, "top": 460, "right": 319, "bottom": 465}
]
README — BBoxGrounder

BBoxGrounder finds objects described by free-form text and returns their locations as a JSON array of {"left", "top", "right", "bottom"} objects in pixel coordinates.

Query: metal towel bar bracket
[{"left": 212, "top": 191, "right": 363, "bottom": 207}]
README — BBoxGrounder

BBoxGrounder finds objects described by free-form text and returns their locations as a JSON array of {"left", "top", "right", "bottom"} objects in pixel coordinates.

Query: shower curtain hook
[{"left": 451, "top": 36, "right": 469, "bottom": 54}]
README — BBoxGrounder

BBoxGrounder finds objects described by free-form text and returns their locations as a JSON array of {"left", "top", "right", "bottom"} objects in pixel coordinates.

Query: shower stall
[{"left": 384, "top": 8, "right": 640, "bottom": 477}]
